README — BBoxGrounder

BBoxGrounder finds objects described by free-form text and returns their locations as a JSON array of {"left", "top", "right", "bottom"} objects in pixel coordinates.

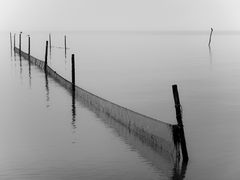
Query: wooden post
[
  {"left": 49, "top": 34, "right": 51, "bottom": 50},
  {"left": 172, "top": 84, "right": 189, "bottom": 162},
  {"left": 44, "top": 41, "right": 48, "bottom": 71},
  {"left": 10, "top": 32, "right": 12, "bottom": 53},
  {"left": 28, "top": 35, "right": 30, "bottom": 59},
  {"left": 13, "top": 33, "right": 16, "bottom": 50},
  {"left": 71, "top": 53, "right": 76, "bottom": 127},
  {"left": 208, "top": 28, "right": 213, "bottom": 47},
  {"left": 71, "top": 54, "right": 75, "bottom": 91},
  {"left": 64, "top": 35, "right": 67, "bottom": 57},
  {"left": 19, "top": 32, "right": 22, "bottom": 55}
]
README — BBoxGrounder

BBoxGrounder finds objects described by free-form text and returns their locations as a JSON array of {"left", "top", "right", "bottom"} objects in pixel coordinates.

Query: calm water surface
[{"left": 1, "top": 31, "right": 240, "bottom": 179}]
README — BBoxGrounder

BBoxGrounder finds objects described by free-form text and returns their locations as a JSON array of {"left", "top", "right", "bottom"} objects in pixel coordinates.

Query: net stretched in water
[{"left": 15, "top": 48, "right": 181, "bottom": 161}]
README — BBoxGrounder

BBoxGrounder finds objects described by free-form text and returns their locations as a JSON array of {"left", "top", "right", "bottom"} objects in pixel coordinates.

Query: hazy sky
[{"left": 1, "top": 0, "right": 239, "bottom": 31}]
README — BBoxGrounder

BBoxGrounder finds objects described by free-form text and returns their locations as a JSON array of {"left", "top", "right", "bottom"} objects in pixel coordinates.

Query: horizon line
[{"left": 3, "top": 29, "right": 240, "bottom": 35}]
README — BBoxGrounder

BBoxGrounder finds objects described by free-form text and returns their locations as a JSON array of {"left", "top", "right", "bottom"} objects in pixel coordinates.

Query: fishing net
[{"left": 15, "top": 47, "right": 180, "bottom": 161}]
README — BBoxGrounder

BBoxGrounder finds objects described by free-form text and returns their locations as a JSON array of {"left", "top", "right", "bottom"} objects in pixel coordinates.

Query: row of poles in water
[
  {"left": 10, "top": 32, "right": 75, "bottom": 91},
  {"left": 9, "top": 31, "right": 189, "bottom": 162},
  {"left": 9, "top": 27, "right": 214, "bottom": 57},
  {"left": 10, "top": 32, "right": 68, "bottom": 58}
]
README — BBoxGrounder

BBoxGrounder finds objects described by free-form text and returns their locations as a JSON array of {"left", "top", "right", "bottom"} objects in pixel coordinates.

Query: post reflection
[
  {"left": 10, "top": 47, "right": 13, "bottom": 61},
  {"left": 28, "top": 58, "right": 32, "bottom": 88},
  {"left": 13, "top": 49, "right": 17, "bottom": 71},
  {"left": 14, "top": 46, "right": 16, "bottom": 60},
  {"left": 172, "top": 160, "right": 188, "bottom": 180},
  {"left": 10, "top": 38, "right": 12, "bottom": 57},
  {"left": 71, "top": 89, "right": 76, "bottom": 129},
  {"left": 44, "top": 72, "right": 50, "bottom": 108},
  {"left": 208, "top": 46, "right": 212, "bottom": 65},
  {"left": 19, "top": 55, "right": 22, "bottom": 80}
]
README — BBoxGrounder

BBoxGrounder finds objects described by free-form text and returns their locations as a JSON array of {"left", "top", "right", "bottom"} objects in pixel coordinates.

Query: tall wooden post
[
  {"left": 71, "top": 54, "right": 75, "bottom": 91},
  {"left": 64, "top": 35, "right": 67, "bottom": 57},
  {"left": 28, "top": 35, "right": 30, "bottom": 59},
  {"left": 49, "top": 34, "right": 52, "bottom": 50},
  {"left": 10, "top": 32, "right": 12, "bottom": 53},
  {"left": 208, "top": 28, "right": 213, "bottom": 47},
  {"left": 172, "top": 84, "right": 189, "bottom": 162},
  {"left": 72, "top": 54, "right": 76, "bottom": 128},
  {"left": 19, "top": 32, "right": 22, "bottom": 56},
  {"left": 13, "top": 33, "right": 16, "bottom": 50},
  {"left": 44, "top": 41, "right": 48, "bottom": 71}
]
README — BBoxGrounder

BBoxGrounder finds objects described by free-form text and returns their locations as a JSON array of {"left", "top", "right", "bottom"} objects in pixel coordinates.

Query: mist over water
[{"left": 1, "top": 31, "right": 240, "bottom": 179}]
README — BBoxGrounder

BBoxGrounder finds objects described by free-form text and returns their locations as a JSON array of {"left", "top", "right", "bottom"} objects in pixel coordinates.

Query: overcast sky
[{"left": 1, "top": 0, "right": 239, "bottom": 31}]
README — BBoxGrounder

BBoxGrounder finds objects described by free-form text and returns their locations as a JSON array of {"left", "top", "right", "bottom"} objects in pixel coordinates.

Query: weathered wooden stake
[
  {"left": 208, "top": 28, "right": 213, "bottom": 47},
  {"left": 64, "top": 35, "right": 67, "bottom": 57},
  {"left": 172, "top": 84, "right": 189, "bottom": 162},
  {"left": 28, "top": 35, "right": 30, "bottom": 58},
  {"left": 10, "top": 32, "right": 12, "bottom": 52},
  {"left": 13, "top": 33, "right": 16, "bottom": 50},
  {"left": 49, "top": 34, "right": 52, "bottom": 50},
  {"left": 44, "top": 41, "right": 48, "bottom": 71},
  {"left": 19, "top": 32, "right": 22, "bottom": 55},
  {"left": 71, "top": 54, "right": 75, "bottom": 91}
]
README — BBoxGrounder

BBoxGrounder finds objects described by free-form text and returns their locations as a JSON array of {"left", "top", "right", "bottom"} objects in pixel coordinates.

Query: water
[{"left": 1, "top": 31, "right": 240, "bottom": 179}]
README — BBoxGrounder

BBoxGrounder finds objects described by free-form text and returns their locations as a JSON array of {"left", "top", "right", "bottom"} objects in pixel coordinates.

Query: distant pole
[
  {"left": 208, "top": 28, "right": 213, "bottom": 47},
  {"left": 28, "top": 35, "right": 30, "bottom": 59},
  {"left": 19, "top": 32, "right": 22, "bottom": 55},
  {"left": 13, "top": 33, "right": 16, "bottom": 50},
  {"left": 44, "top": 41, "right": 48, "bottom": 71},
  {"left": 64, "top": 35, "right": 67, "bottom": 57},
  {"left": 172, "top": 84, "right": 189, "bottom": 162},
  {"left": 71, "top": 54, "right": 75, "bottom": 91},
  {"left": 10, "top": 32, "right": 12, "bottom": 53},
  {"left": 49, "top": 33, "right": 52, "bottom": 50}
]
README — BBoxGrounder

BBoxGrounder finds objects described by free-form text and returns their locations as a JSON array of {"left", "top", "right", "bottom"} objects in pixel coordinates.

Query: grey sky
[{"left": 1, "top": 0, "right": 239, "bottom": 31}]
